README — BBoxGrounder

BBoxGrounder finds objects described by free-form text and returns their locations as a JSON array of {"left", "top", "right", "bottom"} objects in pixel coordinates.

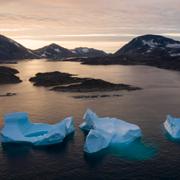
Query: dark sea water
[{"left": 1, "top": 60, "right": 180, "bottom": 179}]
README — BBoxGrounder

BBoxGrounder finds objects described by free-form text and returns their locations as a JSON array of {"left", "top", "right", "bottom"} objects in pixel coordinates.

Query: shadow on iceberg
[
  {"left": 80, "top": 109, "right": 143, "bottom": 154},
  {"left": 1, "top": 112, "right": 75, "bottom": 146}
]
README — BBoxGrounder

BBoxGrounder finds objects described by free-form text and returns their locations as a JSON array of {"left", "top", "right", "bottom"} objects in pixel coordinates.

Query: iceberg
[
  {"left": 1, "top": 112, "right": 75, "bottom": 146},
  {"left": 164, "top": 115, "right": 180, "bottom": 139},
  {"left": 80, "top": 109, "right": 142, "bottom": 153}
]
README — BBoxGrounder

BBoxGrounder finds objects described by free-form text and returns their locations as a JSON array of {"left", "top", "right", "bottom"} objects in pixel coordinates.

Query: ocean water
[{"left": 1, "top": 60, "right": 180, "bottom": 179}]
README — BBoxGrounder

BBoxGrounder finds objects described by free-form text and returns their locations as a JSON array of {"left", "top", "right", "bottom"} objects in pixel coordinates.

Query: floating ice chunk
[
  {"left": 80, "top": 109, "right": 98, "bottom": 131},
  {"left": 80, "top": 109, "right": 142, "bottom": 153},
  {"left": 164, "top": 115, "right": 180, "bottom": 139},
  {"left": 1, "top": 112, "right": 75, "bottom": 146},
  {"left": 84, "top": 129, "right": 112, "bottom": 153}
]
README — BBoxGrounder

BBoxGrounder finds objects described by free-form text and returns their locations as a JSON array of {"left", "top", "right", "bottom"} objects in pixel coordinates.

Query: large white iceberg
[
  {"left": 164, "top": 115, "right": 180, "bottom": 139},
  {"left": 1, "top": 112, "right": 75, "bottom": 146},
  {"left": 80, "top": 109, "right": 142, "bottom": 153}
]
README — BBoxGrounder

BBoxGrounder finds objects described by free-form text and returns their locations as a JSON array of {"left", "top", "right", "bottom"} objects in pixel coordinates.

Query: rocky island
[
  {"left": 29, "top": 71, "right": 81, "bottom": 86},
  {"left": 52, "top": 79, "right": 141, "bottom": 92},
  {"left": 29, "top": 71, "right": 141, "bottom": 93},
  {"left": 0, "top": 66, "right": 22, "bottom": 84}
]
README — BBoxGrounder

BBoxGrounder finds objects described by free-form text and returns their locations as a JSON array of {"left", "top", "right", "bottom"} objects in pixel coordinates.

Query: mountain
[
  {"left": 34, "top": 45, "right": 107, "bottom": 60},
  {"left": 71, "top": 47, "right": 107, "bottom": 58},
  {"left": 33, "top": 43, "right": 75, "bottom": 60},
  {"left": 2, "top": 33, "right": 180, "bottom": 68},
  {"left": 0, "top": 35, "right": 38, "bottom": 61},
  {"left": 0, "top": 35, "right": 108, "bottom": 61},
  {"left": 72, "top": 35, "right": 180, "bottom": 71},
  {"left": 115, "top": 34, "right": 180, "bottom": 59}
]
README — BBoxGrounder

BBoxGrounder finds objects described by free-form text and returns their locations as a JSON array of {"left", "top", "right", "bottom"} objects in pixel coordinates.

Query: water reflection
[
  {"left": 84, "top": 139, "right": 156, "bottom": 164},
  {"left": 84, "top": 148, "right": 108, "bottom": 168},
  {"left": 1, "top": 143, "right": 32, "bottom": 158},
  {"left": 109, "top": 139, "right": 156, "bottom": 161},
  {"left": 1, "top": 61, "right": 180, "bottom": 178},
  {"left": 164, "top": 131, "right": 180, "bottom": 144},
  {"left": 1, "top": 133, "right": 75, "bottom": 158}
]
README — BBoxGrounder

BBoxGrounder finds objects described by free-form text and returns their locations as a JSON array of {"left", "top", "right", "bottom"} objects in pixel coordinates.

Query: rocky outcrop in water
[
  {"left": 29, "top": 71, "right": 141, "bottom": 92},
  {"left": 52, "top": 79, "right": 141, "bottom": 92},
  {"left": 29, "top": 71, "right": 82, "bottom": 86},
  {"left": 0, "top": 66, "right": 22, "bottom": 84},
  {"left": 0, "top": 92, "right": 16, "bottom": 97}
]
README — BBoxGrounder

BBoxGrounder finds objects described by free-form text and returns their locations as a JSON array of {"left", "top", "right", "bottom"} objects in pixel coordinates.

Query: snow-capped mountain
[
  {"left": 71, "top": 47, "right": 107, "bottom": 58},
  {"left": 115, "top": 34, "right": 180, "bottom": 59},
  {"left": 0, "top": 35, "right": 108, "bottom": 61},
  {"left": 34, "top": 45, "right": 107, "bottom": 59},
  {"left": 0, "top": 35, "right": 38, "bottom": 61},
  {"left": 33, "top": 43, "right": 75, "bottom": 60}
]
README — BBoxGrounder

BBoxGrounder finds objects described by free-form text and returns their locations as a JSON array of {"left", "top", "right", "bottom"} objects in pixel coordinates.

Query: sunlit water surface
[{"left": 1, "top": 60, "right": 180, "bottom": 179}]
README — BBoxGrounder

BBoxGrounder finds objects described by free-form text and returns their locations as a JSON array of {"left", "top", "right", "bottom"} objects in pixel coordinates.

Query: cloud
[
  {"left": 1, "top": 0, "right": 180, "bottom": 51},
  {"left": 0, "top": 28, "right": 31, "bottom": 32}
]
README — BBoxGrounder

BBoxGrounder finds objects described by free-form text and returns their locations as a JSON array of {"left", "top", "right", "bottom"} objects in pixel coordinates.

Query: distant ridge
[
  {"left": 1, "top": 34, "right": 180, "bottom": 71},
  {"left": 0, "top": 34, "right": 107, "bottom": 61}
]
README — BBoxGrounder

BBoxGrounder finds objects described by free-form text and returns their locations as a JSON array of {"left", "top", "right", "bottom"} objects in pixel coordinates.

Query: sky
[{"left": 0, "top": 0, "right": 180, "bottom": 52}]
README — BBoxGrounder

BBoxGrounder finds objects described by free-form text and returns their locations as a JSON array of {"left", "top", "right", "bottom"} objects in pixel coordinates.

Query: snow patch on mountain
[
  {"left": 54, "top": 48, "right": 61, "bottom": 53},
  {"left": 166, "top": 43, "right": 180, "bottom": 48},
  {"left": 170, "top": 53, "right": 180, "bottom": 57},
  {"left": 82, "top": 48, "right": 89, "bottom": 53},
  {"left": 142, "top": 40, "right": 159, "bottom": 48}
]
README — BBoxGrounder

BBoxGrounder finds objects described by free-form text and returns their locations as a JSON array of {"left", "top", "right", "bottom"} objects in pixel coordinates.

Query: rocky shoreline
[
  {"left": 72, "top": 94, "right": 122, "bottom": 99},
  {"left": 63, "top": 55, "right": 180, "bottom": 72}
]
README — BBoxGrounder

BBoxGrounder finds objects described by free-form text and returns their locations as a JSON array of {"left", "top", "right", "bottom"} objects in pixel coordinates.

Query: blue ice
[
  {"left": 80, "top": 109, "right": 142, "bottom": 153},
  {"left": 1, "top": 112, "right": 75, "bottom": 146}
]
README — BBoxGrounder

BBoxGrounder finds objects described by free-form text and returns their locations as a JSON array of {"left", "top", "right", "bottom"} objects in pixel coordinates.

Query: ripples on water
[{"left": 1, "top": 60, "right": 180, "bottom": 179}]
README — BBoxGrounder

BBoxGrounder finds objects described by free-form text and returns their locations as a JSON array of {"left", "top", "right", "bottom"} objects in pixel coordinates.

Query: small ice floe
[
  {"left": 1, "top": 112, "right": 75, "bottom": 146},
  {"left": 164, "top": 115, "right": 180, "bottom": 139},
  {"left": 80, "top": 109, "right": 142, "bottom": 153}
]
